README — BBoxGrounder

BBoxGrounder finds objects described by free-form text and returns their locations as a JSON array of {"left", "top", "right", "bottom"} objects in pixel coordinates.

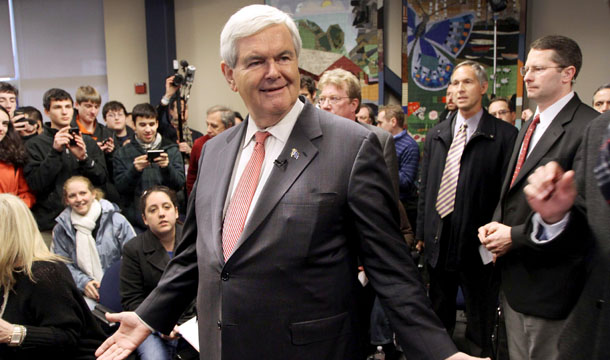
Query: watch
[{"left": 8, "top": 325, "right": 26, "bottom": 347}]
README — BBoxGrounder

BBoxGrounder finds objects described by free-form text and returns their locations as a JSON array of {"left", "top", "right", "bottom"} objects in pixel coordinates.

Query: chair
[{"left": 98, "top": 259, "right": 123, "bottom": 312}]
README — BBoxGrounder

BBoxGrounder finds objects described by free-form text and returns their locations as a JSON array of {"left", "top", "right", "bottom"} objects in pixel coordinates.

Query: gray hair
[
  {"left": 207, "top": 105, "right": 235, "bottom": 128},
  {"left": 594, "top": 83, "right": 610, "bottom": 97},
  {"left": 220, "top": 5, "right": 302, "bottom": 69},
  {"left": 452, "top": 60, "right": 488, "bottom": 85}
]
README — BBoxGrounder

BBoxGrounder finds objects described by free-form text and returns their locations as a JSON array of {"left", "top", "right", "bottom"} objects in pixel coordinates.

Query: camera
[{"left": 171, "top": 60, "right": 196, "bottom": 87}]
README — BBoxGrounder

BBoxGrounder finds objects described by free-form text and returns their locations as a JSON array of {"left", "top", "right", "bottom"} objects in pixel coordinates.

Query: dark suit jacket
[
  {"left": 120, "top": 225, "right": 196, "bottom": 324},
  {"left": 136, "top": 101, "right": 456, "bottom": 360},
  {"left": 417, "top": 110, "right": 517, "bottom": 268},
  {"left": 494, "top": 93, "right": 600, "bottom": 319},
  {"left": 557, "top": 112, "right": 610, "bottom": 359}
]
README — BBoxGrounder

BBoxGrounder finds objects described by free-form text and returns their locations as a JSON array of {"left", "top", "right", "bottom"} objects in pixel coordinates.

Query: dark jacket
[
  {"left": 417, "top": 110, "right": 517, "bottom": 268},
  {"left": 24, "top": 125, "right": 109, "bottom": 230},
  {"left": 120, "top": 224, "right": 196, "bottom": 324},
  {"left": 0, "top": 261, "right": 106, "bottom": 359},
  {"left": 113, "top": 135, "right": 185, "bottom": 228},
  {"left": 494, "top": 94, "right": 600, "bottom": 319}
]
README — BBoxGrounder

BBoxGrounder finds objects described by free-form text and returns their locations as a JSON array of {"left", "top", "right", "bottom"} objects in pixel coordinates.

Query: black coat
[
  {"left": 494, "top": 94, "right": 600, "bottom": 319},
  {"left": 120, "top": 224, "right": 196, "bottom": 325},
  {"left": 24, "top": 126, "right": 109, "bottom": 230},
  {"left": 417, "top": 110, "right": 517, "bottom": 268}
]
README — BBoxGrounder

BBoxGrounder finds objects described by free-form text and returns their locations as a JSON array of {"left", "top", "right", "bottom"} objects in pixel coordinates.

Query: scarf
[
  {"left": 72, "top": 199, "right": 104, "bottom": 282},
  {"left": 136, "top": 133, "right": 163, "bottom": 151}
]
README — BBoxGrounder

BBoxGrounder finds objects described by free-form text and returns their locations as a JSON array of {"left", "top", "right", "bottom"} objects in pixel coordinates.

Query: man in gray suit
[{"left": 96, "top": 5, "right": 485, "bottom": 360}]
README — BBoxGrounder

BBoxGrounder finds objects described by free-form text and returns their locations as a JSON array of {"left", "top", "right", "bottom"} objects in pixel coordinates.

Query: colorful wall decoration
[
  {"left": 267, "top": 0, "right": 383, "bottom": 103},
  {"left": 402, "top": 0, "right": 527, "bottom": 146}
]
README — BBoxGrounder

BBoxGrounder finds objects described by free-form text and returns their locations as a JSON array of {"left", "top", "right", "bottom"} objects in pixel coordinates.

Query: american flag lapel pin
[{"left": 290, "top": 148, "right": 300, "bottom": 159}]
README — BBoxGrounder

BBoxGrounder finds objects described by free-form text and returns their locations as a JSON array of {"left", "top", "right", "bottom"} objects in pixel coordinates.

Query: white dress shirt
[{"left": 224, "top": 99, "right": 304, "bottom": 223}]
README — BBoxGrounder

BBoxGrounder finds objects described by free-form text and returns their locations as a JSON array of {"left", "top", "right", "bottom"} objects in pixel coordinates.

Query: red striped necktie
[{"left": 510, "top": 114, "right": 540, "bottom": 187}]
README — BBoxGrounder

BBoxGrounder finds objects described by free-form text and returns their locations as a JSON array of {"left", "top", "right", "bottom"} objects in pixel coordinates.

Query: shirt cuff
[
  {"left": 134, "top": 312, "right": 156, "bottom": 333},
  {"left": 530, "top": 212, "right": 570, "bottom": 243}
]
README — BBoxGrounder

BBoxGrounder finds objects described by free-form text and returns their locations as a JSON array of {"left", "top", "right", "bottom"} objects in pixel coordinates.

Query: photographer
[
  {"left": 158, "top": 70, "right": 201, "bottom": 161},
  {"left": 113, "top": 103, "right": 185, "bottom": 230},
  {"left": 24, "top": 88, "right": 109, "bottom": 244},
  {"left": 12, "top": 106, "right": 44, "bottom": 141}
]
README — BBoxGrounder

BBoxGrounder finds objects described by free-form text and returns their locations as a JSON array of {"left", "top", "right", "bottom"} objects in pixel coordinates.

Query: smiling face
[
  {"left": 134, "top": 116, "right": 158, "bottom": 144},
  {"left": 76, "top": 100, "right": 100, "bottom": 125},
  {"left": 65, "top": 180, "right": 95, "bottom": 216},
  {"left": 221, "top": 24, "right": 300, "bottom": 128},
  {"left": 0, "top": 110, "right": 9, "bottom": 142},
  {"left": 142, "top": 191, "right": 178, "bottom": 238},
  {"left": 46, "top": 99, "right": 74, "bottom": 129},
  {"left": 451, "top": 65, "right": 488, "bottom": 118}
]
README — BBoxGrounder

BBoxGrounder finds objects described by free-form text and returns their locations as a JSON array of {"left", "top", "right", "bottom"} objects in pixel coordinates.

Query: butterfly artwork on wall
[{"left": 407, "top": 1, "right": 475, "bottom": 91}]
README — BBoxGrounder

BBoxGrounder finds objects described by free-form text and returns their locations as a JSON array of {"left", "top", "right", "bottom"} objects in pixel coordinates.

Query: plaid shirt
[{"left": 594, "top": 122, "right": 610, "bottom": 203}]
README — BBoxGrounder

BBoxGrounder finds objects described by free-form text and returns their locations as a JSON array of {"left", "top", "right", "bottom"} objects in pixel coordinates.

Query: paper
[
  {"left": 479, "top": 244, "right": 494, "bottom": 265},
  {"left": 177, "top": 317, "right": 199, "bottom": 352}
]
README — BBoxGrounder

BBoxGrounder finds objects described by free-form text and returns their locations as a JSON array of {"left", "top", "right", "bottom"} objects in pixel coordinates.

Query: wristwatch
[{"left": 8, "top": 325, "right": 26, "bottom": 347}]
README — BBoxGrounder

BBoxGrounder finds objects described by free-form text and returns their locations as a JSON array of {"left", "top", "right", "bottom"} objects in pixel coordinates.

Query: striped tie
[
  {"left": 436, "top": 123, "right": 468, "bottom": 218},
  {"left": 222, "top": 131, "right": 271, "bottom": 260}
]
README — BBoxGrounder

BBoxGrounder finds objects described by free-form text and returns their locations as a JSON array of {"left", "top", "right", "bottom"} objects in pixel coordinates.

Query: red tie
[
  {"left": 510, "top": 115, "right": 540, "bottom": 187},
  {"left": 222, "top": 131, "right": 271, "bottom": 260}
]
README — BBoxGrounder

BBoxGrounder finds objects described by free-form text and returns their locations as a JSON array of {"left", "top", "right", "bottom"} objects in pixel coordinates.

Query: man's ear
[
  {"left": 391, "top": 117, "right": 398, "bottom": 128},
  {"left": 480, "top": 81, "right": 489, "bottom": 95},
  {"left": 221, "top": 61, "right": 237, "bottom": 92},
  {"left": 562, "top": 66, "right": 576, "bottom": 84}
]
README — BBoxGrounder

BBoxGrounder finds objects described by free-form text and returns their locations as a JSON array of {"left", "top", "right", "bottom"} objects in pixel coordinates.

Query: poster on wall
[
  {"left": 266, "top": 0, "right": 383, "bottom": 104},
  {"left": 402, "top": 0, "right": 527, "bottom": 147}
]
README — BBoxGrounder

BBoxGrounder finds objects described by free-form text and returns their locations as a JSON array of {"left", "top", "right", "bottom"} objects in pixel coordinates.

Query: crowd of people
[{"left": 1, "top": 4, "right": 609, "bottom": 360}]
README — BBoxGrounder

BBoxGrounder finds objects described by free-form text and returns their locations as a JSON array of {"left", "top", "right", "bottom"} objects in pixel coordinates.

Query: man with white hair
[{"left": 96, "top": 5, "right": 487, "bottom": 360}]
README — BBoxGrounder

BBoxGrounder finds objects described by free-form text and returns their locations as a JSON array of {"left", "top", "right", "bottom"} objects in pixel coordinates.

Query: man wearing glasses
[
  {"left": 488, "top": 97, "right": 516, "bottom": 126},
  {"left": 478, "top": 35, "right": 599, "bottom": 359}
]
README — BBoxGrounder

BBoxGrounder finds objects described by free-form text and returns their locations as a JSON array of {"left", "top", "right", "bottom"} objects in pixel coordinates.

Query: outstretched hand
[
  {"left": 446, "top": 351, "right": 490, "bottom": 360},
  {"left": 95, "top": 312, "right": 151, "bottom": 360}
]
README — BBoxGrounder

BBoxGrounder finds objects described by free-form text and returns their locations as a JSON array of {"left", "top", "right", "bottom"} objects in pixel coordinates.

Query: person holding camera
[
  {"left": 158, "top": 75, "right": 203, "bottom": 162},
  {"left": 24, "top": 88, "right": 109, "bottom": 245},
  {"left": 113, "top": 103, "right": 185, "bottom": 230}
]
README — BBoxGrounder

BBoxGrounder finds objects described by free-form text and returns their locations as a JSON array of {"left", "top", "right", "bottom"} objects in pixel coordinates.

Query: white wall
[{"left": 103, "top": 0, "right": 150, "bottom": 113}]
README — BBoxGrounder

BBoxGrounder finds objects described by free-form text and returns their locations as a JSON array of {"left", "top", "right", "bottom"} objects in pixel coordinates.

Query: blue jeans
[
  {"left": 137, "top": 332, "right": 178, "bottom": 360},
  {"left": 370, "top": 296, "right": 393, "bottom": 345}
]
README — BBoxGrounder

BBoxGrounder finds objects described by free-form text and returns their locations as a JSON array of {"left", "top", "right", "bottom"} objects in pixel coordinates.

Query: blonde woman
[
  {"left": 52, "top": 176, "right": 135, "bottom": 308},
  {"left": 0, "top": 194, "right": 106, "bottom": 358}
]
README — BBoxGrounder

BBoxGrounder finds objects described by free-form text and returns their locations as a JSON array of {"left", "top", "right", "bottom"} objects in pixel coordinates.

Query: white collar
[
  {"left": 535, "top": 91, "right": 574, "bottom": 126},
  {"left": 243, "top": 99, "right": 304, "bottom": 149}
]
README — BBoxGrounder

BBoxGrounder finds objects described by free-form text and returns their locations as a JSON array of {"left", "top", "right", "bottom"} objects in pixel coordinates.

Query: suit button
[
  {"left": 221, "top": 271, "right": 230, "bottom": 281},
  {"left": 217, "top": 321, "right": 222, "bottom": 330},
  {"left": 596, "top": 299, "right": 605, "bottom": 309}
]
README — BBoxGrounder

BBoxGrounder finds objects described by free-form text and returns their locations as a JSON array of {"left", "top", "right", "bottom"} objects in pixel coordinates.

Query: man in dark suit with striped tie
[{"left": 417, "top": 61, "right": 517, "bottom": 356}]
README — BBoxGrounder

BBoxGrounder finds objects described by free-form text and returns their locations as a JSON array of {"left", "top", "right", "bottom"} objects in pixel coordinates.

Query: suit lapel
[
  {"left": 231, "top": 103, "right": 321, "bottom": 257},
  {"left": 142, "top": 231, "right": 169, "bottom": 272},
  {"left": 510, "top": 95, "right": 580, "bottom": 189},
  {"left": 212, "top": 123, "right": 247, "bottom": 265}
]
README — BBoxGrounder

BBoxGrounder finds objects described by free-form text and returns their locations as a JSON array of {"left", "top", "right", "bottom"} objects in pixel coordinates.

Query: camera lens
[{"left": 172, "top": 74, "right": 184, "bottom": 86}]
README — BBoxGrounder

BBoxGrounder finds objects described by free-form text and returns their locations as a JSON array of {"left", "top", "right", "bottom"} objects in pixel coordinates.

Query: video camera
[{"left": 171, "top": 59, "right": 196, "bottom": 87}]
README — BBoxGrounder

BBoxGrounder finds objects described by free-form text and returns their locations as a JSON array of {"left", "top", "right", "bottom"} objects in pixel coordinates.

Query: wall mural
[
  {"left": 266, "top": 0, "right": 383, "bottom": 103},
  {"left": 402, "top": 0, "right": 527, "bottom": 147}
]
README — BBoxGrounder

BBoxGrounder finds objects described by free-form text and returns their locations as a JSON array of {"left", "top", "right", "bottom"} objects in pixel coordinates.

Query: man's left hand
[
  {"left": 68, "top": 133, "right": 88, "bottom": 161},
  {"left": 155, "top": 153, "right": 170, "bottom": 168},
  {"left": 478, "top": 221, "right": 512, "bottom": 258},
  {"left": 98, "top": 137, "right": 115, "bottom": 153}
]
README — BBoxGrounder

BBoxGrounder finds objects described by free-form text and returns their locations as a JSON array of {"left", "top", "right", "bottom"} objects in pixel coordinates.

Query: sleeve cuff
[
  {"left": 134, "top": 312, "right": 156, "bottom": 333},
  {"left": 530, "top": 212, "right": 570, "bottom": 244}
]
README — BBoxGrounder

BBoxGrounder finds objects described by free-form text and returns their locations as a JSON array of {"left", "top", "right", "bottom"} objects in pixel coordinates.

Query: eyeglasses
[
  {"left": 490, "top": 109, "right": 511, "bottom": 117},
  {"left": 519, "top": 66, "right": 565, "bottom": 76},
  {"left": 318, "top": 96, "right": 350, "bottom": 105}
]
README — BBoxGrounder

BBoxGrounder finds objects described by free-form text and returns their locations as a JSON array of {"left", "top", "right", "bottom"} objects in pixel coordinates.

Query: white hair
[{"left": 220, "top": 4, "right": 302, "bottom": 69}]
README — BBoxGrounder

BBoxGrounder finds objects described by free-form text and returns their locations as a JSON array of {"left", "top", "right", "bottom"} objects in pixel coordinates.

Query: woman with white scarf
[{"left": 52, "top": 176, "right": 136, "bottom": 308}]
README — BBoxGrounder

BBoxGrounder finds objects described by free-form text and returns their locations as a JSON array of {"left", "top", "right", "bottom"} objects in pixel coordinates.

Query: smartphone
[
  {"left": 101, "top": 138, "right": 111, "bottom": 146},
  {"left": 147, "top": 150, "right": 164, "bottom": 162},
  {"left": 69, "top": 127, "right": 80, "bottom": 146}
]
